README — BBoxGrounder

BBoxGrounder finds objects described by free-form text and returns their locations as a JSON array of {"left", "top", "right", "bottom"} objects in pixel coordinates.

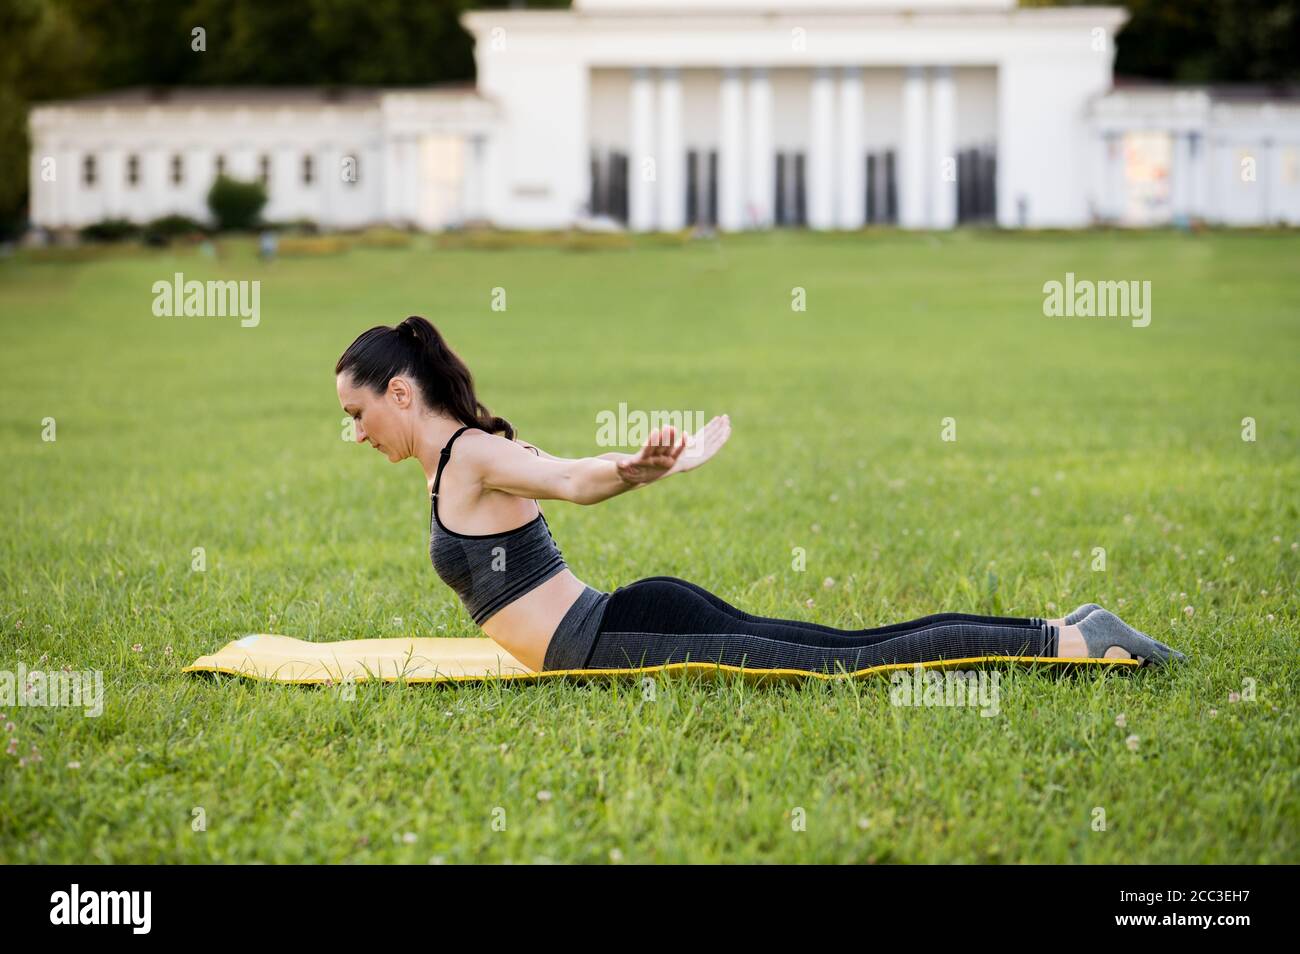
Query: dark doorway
[
  {"left": 774, "top": 150, "right": 807, "bottom": 226},
  {"left": 865, "top": 149, "right": 898, "bottom": 224},
  {"left": 589, "top": 147, "right": 629, "bottom": 224},
  {"left": 957, "top": 145, "right": 997, "bottom": 223},
  {"left": 685, "top": 148, "right": 719, "bottom": 227}
]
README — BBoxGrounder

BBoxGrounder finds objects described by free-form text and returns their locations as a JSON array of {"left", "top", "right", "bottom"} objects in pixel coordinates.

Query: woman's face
[{"left": 336, "top": 371, "right": 418, "bottom": 463}]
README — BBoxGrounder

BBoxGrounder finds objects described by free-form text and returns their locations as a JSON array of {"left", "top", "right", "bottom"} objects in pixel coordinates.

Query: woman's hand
[
  {"left": 664, "top": 414, "right": 730, "bottom": 476},
  {"left": 615, "top": 425, "right": 689, "bottom": 486}
]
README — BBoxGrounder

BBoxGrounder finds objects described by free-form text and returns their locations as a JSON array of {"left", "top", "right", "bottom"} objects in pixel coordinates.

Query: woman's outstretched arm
[
  {"left": 519, "top": 414, "right": 731, "bottom": 475},
  {"left": 515, "top": 438, "right": 633, "bottom": 465},
  {"left": 468, "top": 426, "right": 690, "bottom": 506}
]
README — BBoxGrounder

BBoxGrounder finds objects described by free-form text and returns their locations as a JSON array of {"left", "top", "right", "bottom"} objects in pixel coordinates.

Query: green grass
[{"left": 0, "top": 229, "right": 1296, "bottom": 863}]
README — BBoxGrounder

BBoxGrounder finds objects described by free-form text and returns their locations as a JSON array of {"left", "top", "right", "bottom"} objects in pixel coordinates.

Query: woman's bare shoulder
[
  {"left": 511, "top": 436, "right": 568, "bottom": 461},
  {"left": 459, "top": 429, "right": 572, "bottom": 467}
]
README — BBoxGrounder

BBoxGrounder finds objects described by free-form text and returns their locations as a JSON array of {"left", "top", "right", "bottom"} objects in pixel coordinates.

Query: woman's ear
[{"left": 384, "top": 376, "right": 410, "bottom": 410}]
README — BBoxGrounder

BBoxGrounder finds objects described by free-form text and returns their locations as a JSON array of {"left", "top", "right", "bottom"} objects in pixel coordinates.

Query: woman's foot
[
  {"left": 1056, "top": 611, "right": 1187, "bottom": 667},
  {"left": 1057, "top": 624, "right": 1130, "bottom": 660},
  {"left": 1066, "top": 602, "right": 1103, "bottom": 625},
  {"left": 1046, "top": 602, "right": 1103, "bottom": 628}
]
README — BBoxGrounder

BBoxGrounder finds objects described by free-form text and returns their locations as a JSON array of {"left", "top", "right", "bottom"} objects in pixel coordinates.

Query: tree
[
  {"left": 1025, "top": 0, "right": 1300, "bottom": 83},
  {"left": 207, "top": 174, "right": 267, "bottom": 231},
  {"left": 0, "top": 0, "right": 97, "bottom": 238}
]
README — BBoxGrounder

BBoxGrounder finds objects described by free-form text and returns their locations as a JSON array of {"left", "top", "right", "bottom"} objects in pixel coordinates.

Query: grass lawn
[{"left": 0, "top": 229, "right": 1296, "bottom": 863}]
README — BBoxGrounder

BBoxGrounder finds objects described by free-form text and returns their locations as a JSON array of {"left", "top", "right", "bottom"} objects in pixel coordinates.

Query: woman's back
[{"left": 427, "top": 425, "right": 591, "bottom": 669}]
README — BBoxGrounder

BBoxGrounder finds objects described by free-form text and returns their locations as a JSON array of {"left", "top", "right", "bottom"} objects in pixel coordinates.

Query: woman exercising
[{"left": 335, "top": 316, "right": 1187, "bottom": 675}]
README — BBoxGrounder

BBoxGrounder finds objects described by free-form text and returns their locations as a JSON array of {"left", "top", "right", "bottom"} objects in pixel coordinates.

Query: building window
[
  {"left": 171, "top": 154, "right": 184, "bottom": 186},
  {"left": 774, "top": 151, "right": 807, "bottom": 226},
  {"left": 126, "top": 154, "right": 140, "bottom": 187},
  {"left": 344, "top": 153, "right": 359, "bottom": 186},
  {"left": 82, "top": 155, "right": 97, "bottom": 188},
  {"left": 865, "top": 150, "right": 899, "bottom": 225},
  {"left": 956, "top": 145, "right": 997, "bottom": 224},
  {"left": 588, "top": 147, "right": 628, "bottom": 223},
  {"left": 302, "top": 155, "right": 314, "bottom": 185},
  {"left": 215, "top": 155, "right": 226, "bottom": 177},
  {"left": 258, "top": 154, "right": 271, "bottom": 185},
  {"left": 685, "top": 149, "right": 718, "bottom": 227}
]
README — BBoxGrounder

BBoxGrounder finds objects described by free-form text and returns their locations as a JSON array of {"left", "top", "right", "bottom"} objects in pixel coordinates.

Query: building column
[
  {"left": 29, "top": 147, "right": 47, "bottom": 226},
  {"left": 386, "top": 138, "right": 412, "bottom": 226},
  {"left": 808, "top": 66, "right": 836, "bottom": 230},
  {"left": 629, "top": 67, "right": 657, "bottom": 232},
  {"left": 1187, "top": 131, "right": 1204, "bottom": 220},
  {"left": 407, "top": 138, "right": 426, "bottom": 229},
  {"left": 64, "top": 147, "right": 81, "bottom": 226},
  {"left": 462, "top": 135, "right": 486, "bottom": 224},
  {"left": 1105, "top": 131, "right": 1125, "bottom": 222},
  {"left": 1171, "top": 131, "right": 1191, "bottom": 220},
  {"left": 182, "top": 147, "right": 206, "bottom": 222},
  {"left": 102, "top": 148, "right": 124, "bottom": 220},
  {"left": 899, "top": 66, "right": 928, "bottom": 229},
  {"left": 1207, "top": 137, "right": 1224, "bottom": 223},
  {"left": 1259, "top": 136, "right": 1275, "bottom": 224},
  {"left": 837, "top": 66, "right": 865, "bottom": 230},
  {"left": 745, "top": 67, "right": 773, "bottom": 228},
  {"left": 41, "top": 147, "right": 66, "bottom": 227},
  {"left": 40, "top": 147, "right": 57, "bottom": 227},
  {"left": 231, "top": 148, "right": 257, "bottom": 182},
  {"left": 317, "top": 144, "right": 334, "bottom": 227},
  {"left": 718, "top": 67, "right": 745, "bottom": 231},
  {"left": 383, "top": 135, "right": 401, "bottom": 223},
  {"left": 929, "top": 66, "right": 956, "bottom": 229},
  {"left": 138, "top": 147, "right": 161, "bottom": 219},
  {"left": 657, "top": 68, "right": 685, "bottom": 232},
  {"left": 260, "top": 146, "right": 281, "bottom": 221}
]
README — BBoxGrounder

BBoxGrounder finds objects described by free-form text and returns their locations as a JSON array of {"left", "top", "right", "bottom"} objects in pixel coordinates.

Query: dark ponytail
[{"left": 334, "top": 316, "right": 515, "bottom": 439}]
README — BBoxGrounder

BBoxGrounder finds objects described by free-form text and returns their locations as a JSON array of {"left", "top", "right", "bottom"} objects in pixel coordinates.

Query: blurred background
[{"left": 6, "top": 0, "right": 1300, "bottom": 241}]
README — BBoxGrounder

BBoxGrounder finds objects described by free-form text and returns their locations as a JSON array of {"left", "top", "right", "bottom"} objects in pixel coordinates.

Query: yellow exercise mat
[{"left": 184, "top": 634, "right": 1140, "bottom": 685}]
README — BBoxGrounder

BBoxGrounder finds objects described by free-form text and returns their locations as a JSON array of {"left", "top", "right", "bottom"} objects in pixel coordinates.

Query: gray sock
[
  {"left": 1065, "top": 602, "right": 1103, "bottom": 625},
  {"left": 1076, "top": 610, "right": 1188, "bottom": 667}
]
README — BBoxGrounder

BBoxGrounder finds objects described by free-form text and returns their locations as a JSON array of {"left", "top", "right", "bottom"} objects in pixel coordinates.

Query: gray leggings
[{"left": 580, "top": 576, "right": 1058, "bottom": 672}]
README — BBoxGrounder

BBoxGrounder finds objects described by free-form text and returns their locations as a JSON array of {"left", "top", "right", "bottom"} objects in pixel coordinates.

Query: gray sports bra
[{"left": 428, "top": 425, "right": 568, "bottom": 625}]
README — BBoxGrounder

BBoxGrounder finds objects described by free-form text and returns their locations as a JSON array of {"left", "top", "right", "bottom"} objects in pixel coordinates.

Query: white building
[
  {"left": 27, "top": 0, "right": 1300, "bottom": 233},
  {"left": 1088, "top": 82, "right": 1300, "bottom": 226},
  {"left": 29, "top": 86, "right": 497, "bottom": 232}
]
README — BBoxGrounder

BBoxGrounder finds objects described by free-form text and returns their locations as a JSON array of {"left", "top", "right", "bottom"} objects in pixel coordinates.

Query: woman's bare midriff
[{"left": 480, "top": 568, "right": 589, "bottom": 672}]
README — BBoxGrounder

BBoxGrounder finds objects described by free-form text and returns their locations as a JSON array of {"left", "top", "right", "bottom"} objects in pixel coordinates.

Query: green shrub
[
  {"left": 565, "top": 231, "right": 634, "bottom": 252},
  {"left": 277, "top": 236, "right": 352, "bottom": 256},
  {"left": 143, "top": 214, "right": 207, "bottom": 243},
  {"left": 435, "top": 228, "right": 602, "bottom": 251},
  {"left": 23, "top": 244, "right": 155, "bottom": 263},
  {"left": 79, "top": 218, "right": 140, "bottom": 243},
  {"left": 206, "top": 174, "right": 267, "bottom": 232},
  {"left": 355, "top": 228, "right": 413, "bottom": 249},
  {"left": 434, "top": 227, "right": 646, "bottom": 252},
  {"left": 267, "top": 218, "right": 319, "bottom": 235},
  {"left": 640, "top": 227, "right": 694, "bottom": 247}
]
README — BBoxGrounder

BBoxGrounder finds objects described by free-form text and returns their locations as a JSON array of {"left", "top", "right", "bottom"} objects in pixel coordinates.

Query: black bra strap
[{"left": 431, "top": 425, "right": 477, "bottom": 498}]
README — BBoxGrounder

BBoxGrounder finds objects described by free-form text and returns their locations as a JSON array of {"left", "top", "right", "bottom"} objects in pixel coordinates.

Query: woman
[{"left": 335, "top": 316, "right": 1187, "bottom": 675}]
